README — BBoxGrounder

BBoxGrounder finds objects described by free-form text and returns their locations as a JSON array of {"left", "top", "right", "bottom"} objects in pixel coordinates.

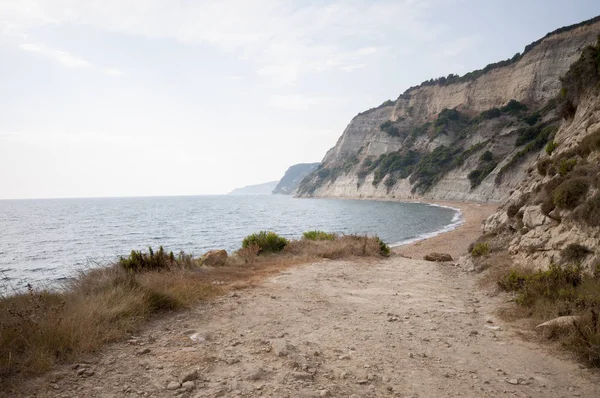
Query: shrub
[
  {"left": 242, "top": 231, "right": 289, "bottom": 254},
  {"left": 480, "top": 151, "right": 493, "bottom": 162},
  {"left": 557, "top": 37, "right": 600, "bottom": 120},
  {"left": 558, "top": 158, "right": 577, "bottom": 176},
  {"left": 537, "top": 158, "right": 552, "bottom": 176},
  {"left": 573, "top": 193, "right": 600, "bottom": 227},
  {"left": 561, "top": 244, "right": 592, "bottom": 263},
  {"left": 541, "top": 197, "right": 556, "bottom": 216},
  {"left": 553, "top": 178, "right": 590, "bottom": 209},
  {"left": 480, "top": 108, "right": 502, "bottom": 120},
  {"left": 507, "top": 203, "right": 522, "bottom": 218},
  {"left": 119, "top": 246, "right": 178, "bottom": 272},
  {"left": 380, "top": 120, "right": 401, "bottom": 137},
  {"left": 468, "top": 161, "right": 498, "bottom": 189},
  {"left": 546, "top": 141, "right": 558, "bottom": 155},
  {"left": 376, "top": 237, "right": 391, "bottom": 257},
  {"left": 497, "top": 264, "right": 582, "bottom": 306},
  {"left": 501, "top": 99, "right": 528, "bottom": 114},
  {"left": 471, "top": 242, "right": 490, "bottom": 257},
  {"left": 303, "top": 230, "right": 336, "bottom": 241},
  {"left": 575, "top": 129, "right": 600, "bottom": 158}
]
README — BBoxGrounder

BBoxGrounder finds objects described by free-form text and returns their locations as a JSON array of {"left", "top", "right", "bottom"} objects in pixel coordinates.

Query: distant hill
[
  {"left": 228, "top": 181, "right": 278, "bottom": 196},
  {"left": 273, "top": 163, "right": 320, "bottom": 195}
]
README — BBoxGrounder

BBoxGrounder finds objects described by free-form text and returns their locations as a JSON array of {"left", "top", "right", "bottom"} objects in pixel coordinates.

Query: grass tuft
[{"left": 303, "top": 230, "right": 336, "bottom": 241}]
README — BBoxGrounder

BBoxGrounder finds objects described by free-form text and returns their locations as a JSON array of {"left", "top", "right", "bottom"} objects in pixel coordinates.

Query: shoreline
[
  {"left": 393, "top": 199, "right": 499, "bottom": 260},
  {"left": 295, "top": 195, "right": 499, "bottom": 259}
]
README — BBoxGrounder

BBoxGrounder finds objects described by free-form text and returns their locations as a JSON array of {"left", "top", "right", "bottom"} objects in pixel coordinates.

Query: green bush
[
  {"left": 471, "top": 242, "right": 490, "bottom": 257},
  {"left": 501, "top": 99, "right": 528, "bottom": 114},
  {"left": 546, "top": 141, "right": 558, "bottom": 155},
  {"left": 558, "top": 37, "right": 600, "bottom": 119},
  {"left": 242, "top": 231, "right": 288, "bottom": 254},
  {"left": 497, "top": 264, "right": 582, "bottom": 306},
  {"left": 480, "top": 151, "right": 493, "bottom": 162},
  {"left": 119, "top": 246, "right": 177, "bottom": 272},
  {"left": 375, "top": 237, "right": 391, "bottom": 257},
  {"left": 480, "top": 108, "right": 502, "bottom": 120},
  {"left": 558, "top": 158, "right": 577, "bottom": 176},
  {"left": 553, "top": 178, "right": 590, "bottom": 209},
  {"left": 561, "top": 244, "right": 592, "bottom": 263},
  {"left": 380, "top": 120, "right": 401, "bottom": 137},
  {"left": 303, "top": 230, "right": 336, "bottom": 241}
]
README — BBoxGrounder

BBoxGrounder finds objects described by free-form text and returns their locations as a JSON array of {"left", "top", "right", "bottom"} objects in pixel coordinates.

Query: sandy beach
[{"left": 395, "top": 200, "right": 499, "bottom": 260}]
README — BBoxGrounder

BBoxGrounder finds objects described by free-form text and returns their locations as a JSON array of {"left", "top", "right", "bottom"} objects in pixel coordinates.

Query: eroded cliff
[{"left": 298, "top": 16, "right": 600, "bottom": 204}]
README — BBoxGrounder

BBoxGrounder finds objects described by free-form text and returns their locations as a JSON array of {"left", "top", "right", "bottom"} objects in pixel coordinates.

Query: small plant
[
  {"left": 558, "top": 158, "right": 577, "bottom": 176},
  {"left": 561, "top": 244, "right": 592, "bottom": 263},
  {"left": 546, "top": 141, "right": 558, "bottom": 155},
  {"left": 537, "top": 158, "right": 553, "bottom": 176},
  {"left": 471, "top": 242, "right": 490, "bottom": 257},
  {"left": 375, "top": 236, "right": 391, "bottom": 257},
  {"left": 242, "top": 231, "right": 289, "bottom": 254},
  {"left": 119, "top": 246, "right": 176, "bottom": 272},
  {"left": 303, "top": 230, "right": 336, "bottom": 241},
  {"left": 471, "top": 242, "right": 491, "bottom": 256},
  {"left": 553, "top": 178, "right": 590, "bottom": 209},
  {"left": 480, "top": 151, "right": 493, "bottom": 162}
]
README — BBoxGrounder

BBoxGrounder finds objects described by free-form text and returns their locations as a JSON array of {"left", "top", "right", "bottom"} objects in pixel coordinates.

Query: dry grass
[{"left": 0, "top": 235, "right": 387, "bottom": 381}]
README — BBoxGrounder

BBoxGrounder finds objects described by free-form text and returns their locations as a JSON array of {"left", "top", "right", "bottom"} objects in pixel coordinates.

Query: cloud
[
  {"left": 18, "top": 42, "right": 124, "bottom": 76},
  {"left": 269, "top": 94, "right": 340, "bottom": 111},
  {"left": 1, "top": 0, "right": 441, "bottom": 84},
  {"left": 0, "top": 131, "right": 134, "bottom": 145},
  {"left": 20, "top": 43, "right": 92, "bottom": 68}
]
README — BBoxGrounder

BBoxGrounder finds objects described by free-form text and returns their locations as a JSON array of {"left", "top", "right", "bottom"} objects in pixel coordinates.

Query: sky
[{"left": 1, "top": 0, "right": 600, "bottom": 199}]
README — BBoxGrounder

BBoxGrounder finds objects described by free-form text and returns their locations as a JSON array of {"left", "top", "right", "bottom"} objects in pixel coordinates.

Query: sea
[{"left": 0, "top": 195, "right": 461, "bottom": 292}]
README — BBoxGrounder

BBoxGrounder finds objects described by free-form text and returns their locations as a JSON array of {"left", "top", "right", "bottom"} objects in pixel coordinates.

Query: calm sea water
[{"left": 0, "top": 195, "right": 460, "bottom": 291}]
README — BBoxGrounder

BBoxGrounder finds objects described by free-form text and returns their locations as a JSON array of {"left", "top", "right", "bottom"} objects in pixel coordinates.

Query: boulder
[
  {"left": 522, "top": 205, "right": 549, "bottom": 229},
  {"left": 424, "top": 253, "right": 453, "bottom": 262},
  {"left": 201, "top": 250, "right": 228, "bottom": 266},
  {"left": 482, "top": 211, "right": 508, "bottom": 233}
]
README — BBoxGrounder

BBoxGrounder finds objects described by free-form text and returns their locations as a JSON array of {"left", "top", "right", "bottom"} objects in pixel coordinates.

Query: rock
[
  {"left": 507, "top": 379, "right": 519, "bottom": 385},
  {"left": 182, "top": 381, "right": 195, "bottom": 392},
  {"left": 136, "top": 348, "right": 151, "bottom": 356},
  {"left": 201, "top": 250, "right": 228, "bottom": 266},
  {"left": 536, "top": 315, "right": 579, "bottom": 329},
  {"left": 319, "top": 390, "right": 331, "bottom": 397},
  {"left": 166, "top": 381, "right": 181, "bottom": 390},
  {"left": 484, "top": 325, "right": 503, "bottom": 331},
  {"left": 424, "top": 253, "right": 454, "bottom": 262},
  {"left": 483, "top": 211, "right": 509, "bottom": 233},
  {"left": 522, "top": 205, "right": 550, "bottom": 229},
  {"left": 180, "top": 369, "right": 199, "bottom": 383}
]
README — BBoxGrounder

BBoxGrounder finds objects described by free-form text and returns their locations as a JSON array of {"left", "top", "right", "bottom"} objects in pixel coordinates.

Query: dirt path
[{"left": 17, "top": 256, "right": 598, "bottom": 398}]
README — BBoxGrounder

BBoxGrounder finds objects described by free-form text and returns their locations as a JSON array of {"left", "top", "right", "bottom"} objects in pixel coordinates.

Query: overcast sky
[{"left": 1, "top": 0, "right": 599, "bottom": 199}]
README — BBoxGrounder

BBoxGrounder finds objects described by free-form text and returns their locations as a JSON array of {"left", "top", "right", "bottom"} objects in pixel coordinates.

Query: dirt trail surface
[{"left": 16, "top": 257, "right": 598, "bottom": 397}]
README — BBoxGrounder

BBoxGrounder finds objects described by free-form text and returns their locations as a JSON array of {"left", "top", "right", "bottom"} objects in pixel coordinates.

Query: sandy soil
[
  {"left": 395, "top": 201, "right": 499, "bottom": 260},
  {"left": 11, "top": 202, "right": 600, "bottom": 398}
]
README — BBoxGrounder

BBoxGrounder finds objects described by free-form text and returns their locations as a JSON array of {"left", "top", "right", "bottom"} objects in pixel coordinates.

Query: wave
[{"left": 389, "top": 203, "right": 464, "bottom": 248}]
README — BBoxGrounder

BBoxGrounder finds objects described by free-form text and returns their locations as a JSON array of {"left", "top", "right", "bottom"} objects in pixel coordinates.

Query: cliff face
[
  {"left": 298, "top": 17, "right": 600, "bottom": 204},
  {"left": 273, "top": 163, "right": 319, "bottom": 195}
]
